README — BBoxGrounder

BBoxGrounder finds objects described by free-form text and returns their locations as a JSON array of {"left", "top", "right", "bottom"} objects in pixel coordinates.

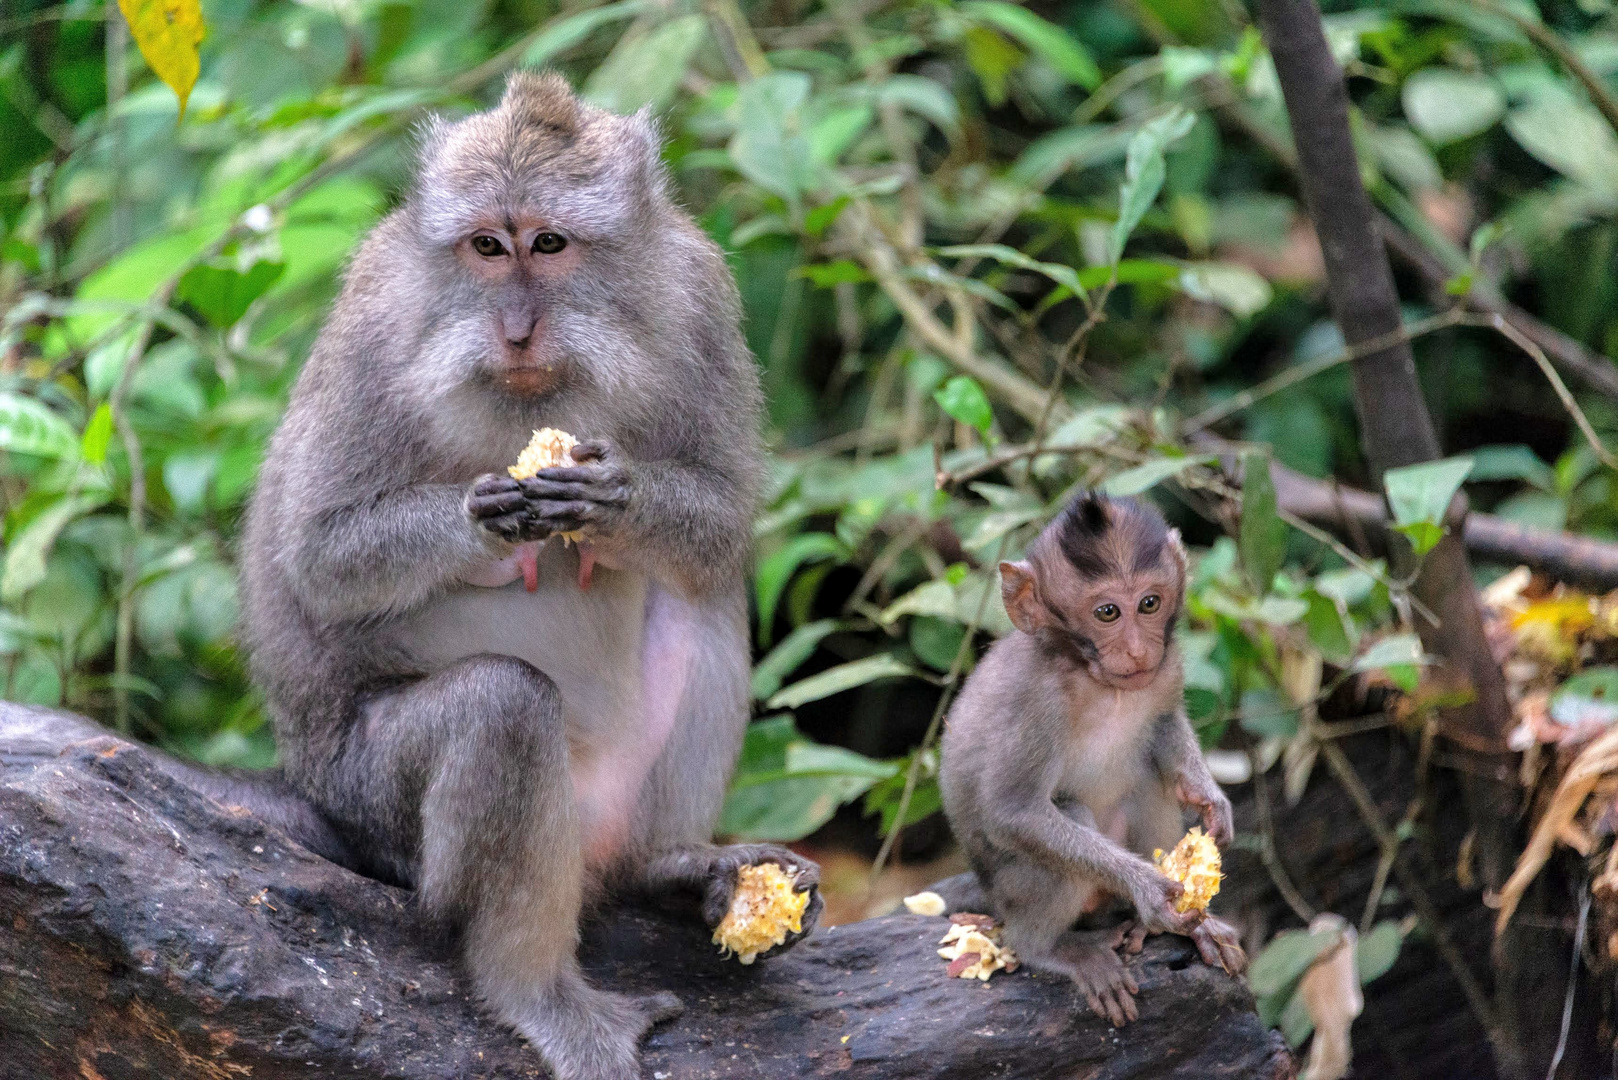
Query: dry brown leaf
[
  {"left": 1497, "top": 723, "right": 1618, "bottom": 935},
  {"left": 1299, "top": 914, "right": 1363, "bottom": 1080}
]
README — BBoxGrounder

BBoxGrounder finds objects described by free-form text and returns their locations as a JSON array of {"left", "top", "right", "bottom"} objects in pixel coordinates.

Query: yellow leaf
[{"left": 117, "top": 0, "right": 206, "bottom": 118}]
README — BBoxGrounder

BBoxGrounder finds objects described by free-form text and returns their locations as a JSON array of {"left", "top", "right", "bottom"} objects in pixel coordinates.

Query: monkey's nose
[{"left": 502, "top": 312, "right": 538, "bottom": 350}]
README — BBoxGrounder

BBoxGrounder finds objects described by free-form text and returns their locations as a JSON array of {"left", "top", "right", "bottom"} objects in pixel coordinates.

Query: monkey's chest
[
  {"left": 387, "top": 542, "right": 678, "bottom": 868},
  {"left": 1055, "top": 695, "right": 1160, "bottom": 819}
]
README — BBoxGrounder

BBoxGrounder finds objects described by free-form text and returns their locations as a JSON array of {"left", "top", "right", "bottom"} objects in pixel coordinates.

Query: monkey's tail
[{"left": 148, "top": 753, "right": 354, "bottom": 868}]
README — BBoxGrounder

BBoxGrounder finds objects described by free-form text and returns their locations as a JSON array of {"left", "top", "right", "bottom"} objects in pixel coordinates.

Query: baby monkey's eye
[
  {"left": 533, "top": 232, "right": 568, "bottom": 254},
  {"left": 472, "top": 235, "right": 507, "bottom": 257},
  {"left": 1094, "top": 603, "right": 1121, "bottom": 623},
  {"left": 1138, "top": 594, "right": 1161, "bottom": 614}
]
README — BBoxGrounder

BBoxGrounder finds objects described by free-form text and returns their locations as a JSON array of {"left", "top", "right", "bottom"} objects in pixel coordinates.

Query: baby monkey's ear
[{"left": 1000, "top": 560, "right": 1054, "bottom": 635}]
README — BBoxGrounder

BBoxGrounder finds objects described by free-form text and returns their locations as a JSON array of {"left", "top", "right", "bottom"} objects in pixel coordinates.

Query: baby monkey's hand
[
  {"left": 1177, "top": 775, "right": 1235, "bottom": 847},
  {"left": 1122, "top": 862, "right": 1203, "bottom": 937},
  {"left": 465, "top": 440, "right": 632, "bottom": 543}
]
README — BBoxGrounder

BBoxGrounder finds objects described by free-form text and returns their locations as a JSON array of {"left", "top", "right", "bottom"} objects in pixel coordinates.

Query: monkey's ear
[
  {"left": 1165, "top": 527, "right": 1188, "bottom": 577},
  {"left": 999, "top": 561, "right": 1051, "bottom": 635}
]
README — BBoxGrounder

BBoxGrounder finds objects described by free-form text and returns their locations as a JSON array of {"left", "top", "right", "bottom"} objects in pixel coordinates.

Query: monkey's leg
[
  {"left": 626, "top": 588, "right": 823, "bottom": 955},
  {"left": 335, "top": 655, "right": 678, "bottom": 1080},
  {"left": 991, "top": 860, "right": 1141, "bottom": 1027}
]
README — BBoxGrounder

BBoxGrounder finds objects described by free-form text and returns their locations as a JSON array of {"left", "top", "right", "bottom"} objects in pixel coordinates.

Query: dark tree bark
[
  {"left": 0, "top": 705, "right": 1293, "bottom": 1080},
  {"left": 1252, "top": 2, "right": 1574, "bottom": 1075}
]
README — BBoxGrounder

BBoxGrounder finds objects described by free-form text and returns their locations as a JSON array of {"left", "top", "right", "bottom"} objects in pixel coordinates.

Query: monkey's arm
[
  {"left": 982, "top": 741, "right": 1198, "bottom": 935},
  {"left": 286, "top": 483, "right": 506, "bottom": 623},
  {"left": 1149, "top": 709, "right": 1234, "bottom": 846}
]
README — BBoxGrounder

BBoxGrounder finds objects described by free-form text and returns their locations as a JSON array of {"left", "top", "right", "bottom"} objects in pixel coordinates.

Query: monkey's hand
[
  {"left": 1176, "top": 774, "right": 1235, "bottom": 848},
  {"left": 1190, "top": 914, "right": 1247, "bottom": 976},
  {"left": 464, "top": 443, "right": 631, "bottom": 544},
  {"left": 700, "top": 844, "right": 823, "bottom": 959},
  {"left": 511, "top": 439, "right": 632, "bottom": 541},
  {"left": 1120, "top": 861, "right": 1203, "bottom": 937}
]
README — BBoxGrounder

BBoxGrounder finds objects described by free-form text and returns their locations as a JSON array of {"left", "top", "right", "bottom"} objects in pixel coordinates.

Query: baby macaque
[{"left": 940, "top": 492, "right": 1245, "bottom": 1026}]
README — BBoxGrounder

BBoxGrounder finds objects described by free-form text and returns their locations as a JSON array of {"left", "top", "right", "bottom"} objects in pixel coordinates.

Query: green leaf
[
  {"left": 729, "top": 72, "right": 819, "bottom": 205},
  {"left": 1550, "top": 666, "right": 1618, "bottom": 726},
  {"left": 1467, "top": 444, "right": 1554, "bottom": 490},
  {"left": 910, "top": 615, "right": 967, "bottom": 671},
  {"left": 752, "top": 618, "right": 843, "bottom": 701},
  {"left": 755, "top": 532, "right": 847, "bottom": 645},
  {"left": 1109, "top": 107, "right": 1195, "bottom": 265},
  {"left": 1076, "top": 258, "right": 1183, "bottom": 290},
  {"left": 785, "top": 741, "right": 900, "bottom": 782},
  {"left": 934, "top": 375, "right": 994, "bottom": 438},
  {"left": 1, "top": 494, "right": 109, "bottom": 603},
  {"left": 1239, "top": 687, "right": 1298, "bottom": 739},
  {"left": 766, "top": 653, "right": 921, "bottom": 710},
  {"left": 80, "top": 404, "right": 114, "bottom": 466},
  {"left": 0, "top": 394, "right": 79, "bottom": 460},
  {"left": 796, "top": 259, "right": 872, "bottom": 287},
  {"left": 1249, "top": 926, "right": 1342, "bottom": 998},
  {"left": 961, "top": 1, "right": 1101, "bottom": 89},
  {"left": 962, "top": 25, "right": 1024, "bottom": 107},
  {"left": 522, "top": 0, "right": 647, "bottom": 68},
  {"left": 1505, "top": 91, "right": 1618, "bottom": 196},
  {"left": 1177, "top": 262, "right": 1273, "bottom": 317},
  {"left": 1239, "top": 450, "right": 1286, "bottom": 596},
  {"left": 584, "top": 14, "right": 707, "bottom": 114},
  {"left": 1352, "top": 633, "right": 1426, "bottom": 673},
  {"left": 1384, "top": 455, "right": 1474, "bottom": 528},
  {"left": 937, "top": 243, "right": 1088, "bottom": 302},
  {"left": 721, "top": 772, "right": 875, "bottom": 841},
  {"left": 1402, "top": 68, "right": 1505, "bottom": 145},
  {"left": 1101, "top": 453, "right": 1215, "bottom": 496},
  {"left": 1357, "top": 920, "right": 1404, "bottom": 985},
  {"left": 176, "top": 259, "right": 284, "bottom": 327}
]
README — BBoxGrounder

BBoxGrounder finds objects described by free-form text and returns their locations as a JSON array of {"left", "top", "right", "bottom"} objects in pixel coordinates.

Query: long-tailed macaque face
[
  {"left": 405, "top": 72, "right": 667, "bottom": 402},
  {"left": 1000, "top": 493, "right": 1187, "bottom": 690}
]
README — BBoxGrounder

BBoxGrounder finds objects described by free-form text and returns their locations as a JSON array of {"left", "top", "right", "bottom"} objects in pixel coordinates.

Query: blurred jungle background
[{"left": 17, "top": 0, "right": 1618, "bottom": 1074}]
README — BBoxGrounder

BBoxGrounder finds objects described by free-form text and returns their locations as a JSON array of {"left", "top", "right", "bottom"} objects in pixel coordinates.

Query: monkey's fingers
[
  {"left": 1118, "top": 921, "right": 1148, "bottom": 955},
  {"left": 472, "top": 474, "right": 521, "bottom": 496},
  {"left": 521, "top": 472, "right": 631, "bottom": 506},
  {"left": 569, "top": 439, "right": 611, "bottom": 463},
  {"left": 467, "top": 489, "right": 529, "bottom": 519}
]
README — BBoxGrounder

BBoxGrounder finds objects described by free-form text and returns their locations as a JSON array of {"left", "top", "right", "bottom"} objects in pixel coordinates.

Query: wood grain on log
[{"left": 0, "top": 705, "right": 1292, "bottom": 1079}]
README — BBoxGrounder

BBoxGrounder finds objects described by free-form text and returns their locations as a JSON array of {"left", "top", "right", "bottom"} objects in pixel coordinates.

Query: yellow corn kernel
[
  {"left": 1154, "top": 826, "right": 1222, "bottom": 914},
  {"left": 712, "top": 863, "right": 810, "bottom": 965}
]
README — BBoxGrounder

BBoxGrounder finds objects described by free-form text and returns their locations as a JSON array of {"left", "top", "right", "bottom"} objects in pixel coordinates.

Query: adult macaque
[
  {"left": 940, "top": 492, "right": 1245, "bottom": 1026},
  {"left": 239, "top": 74, "right": 819, "bottom": 1080}
]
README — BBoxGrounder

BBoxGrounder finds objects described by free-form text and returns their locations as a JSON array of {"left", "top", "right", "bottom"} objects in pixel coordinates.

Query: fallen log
[{"left": 0, "top": 704, "right": 1292, "bottom": 1079}]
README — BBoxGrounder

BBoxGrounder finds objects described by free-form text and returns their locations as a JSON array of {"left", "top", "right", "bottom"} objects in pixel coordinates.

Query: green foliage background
[{"left": 4, "top": 0, "right": 1617, "bottom": 932}]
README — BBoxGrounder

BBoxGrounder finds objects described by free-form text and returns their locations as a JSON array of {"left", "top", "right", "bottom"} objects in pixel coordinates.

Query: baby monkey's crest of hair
[{"left": 1053, "top": 492, "right": 1175, "bottom": 580}]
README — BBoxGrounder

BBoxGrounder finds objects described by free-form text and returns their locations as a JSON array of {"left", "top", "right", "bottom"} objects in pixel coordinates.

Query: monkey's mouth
[
  {"left": 1101, "top": 667, "right": 1156, "bottom": 690},
  {"left": 495, "top": 360, "right": 565, "bottom": 397}
]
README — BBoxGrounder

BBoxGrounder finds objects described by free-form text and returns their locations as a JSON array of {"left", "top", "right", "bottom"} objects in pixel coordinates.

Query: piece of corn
[
  {"left": 936, "top": 913, "right": 1020, "bottom": 980},
  {"left": 1154, "top": 826, "right": 1222, "bottom": 914},
  {"left": 903, "top": 891, "right": 947, "bottom": 917},
  {"left": 507, "top": 428, "right": 583, "bottom": 544},
  {"left": 712, "top": 863, "right": 810, "bottom": 965}
]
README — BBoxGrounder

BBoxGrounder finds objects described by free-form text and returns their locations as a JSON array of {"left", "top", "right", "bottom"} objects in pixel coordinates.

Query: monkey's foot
[
  {"left": 1189, "top": 915, "right": 1247, "bottom": 976},
  {"left": 517, "top": 983, "right": 681, "bottom": 1080},
  {"left": 1024, "top": 928, "right": 1141, "bottom": 1028},
  {"left": 700, "top": 843, "right": 823, "bottom": 957}
]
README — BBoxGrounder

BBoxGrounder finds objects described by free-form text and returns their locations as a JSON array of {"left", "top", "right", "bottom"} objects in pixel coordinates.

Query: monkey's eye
[
  {"left": 1094, "top": 603, "right": 1121, "bottom": 623},
  {"left": 471, "top": 235, "right": 508, "bottom": 258},
  {"left": 533, "top": 232, "right": 568, "bottom": 255},
  {"left": 1138, "top": 594, "right": 1161, "bottom": 614}
]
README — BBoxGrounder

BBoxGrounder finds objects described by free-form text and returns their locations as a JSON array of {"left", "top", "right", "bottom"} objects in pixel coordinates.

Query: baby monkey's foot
[
  {"left": 700, "top": 843, "right": 823, "bottom": 958},
  {"left": 1189, "top": 914, "right": 1247, "bottom": 975},
  {"left": 1027, "top": 927, "right": 1141, "bottom": 1027}
]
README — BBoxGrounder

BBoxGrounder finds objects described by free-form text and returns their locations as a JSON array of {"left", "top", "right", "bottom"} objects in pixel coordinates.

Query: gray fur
[
  {"left": 940, "top": 496, "right": 1243, "bottom": 1027},
  {"left": 239, "top": 74, "right": 817, "bottom": 1080}
]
